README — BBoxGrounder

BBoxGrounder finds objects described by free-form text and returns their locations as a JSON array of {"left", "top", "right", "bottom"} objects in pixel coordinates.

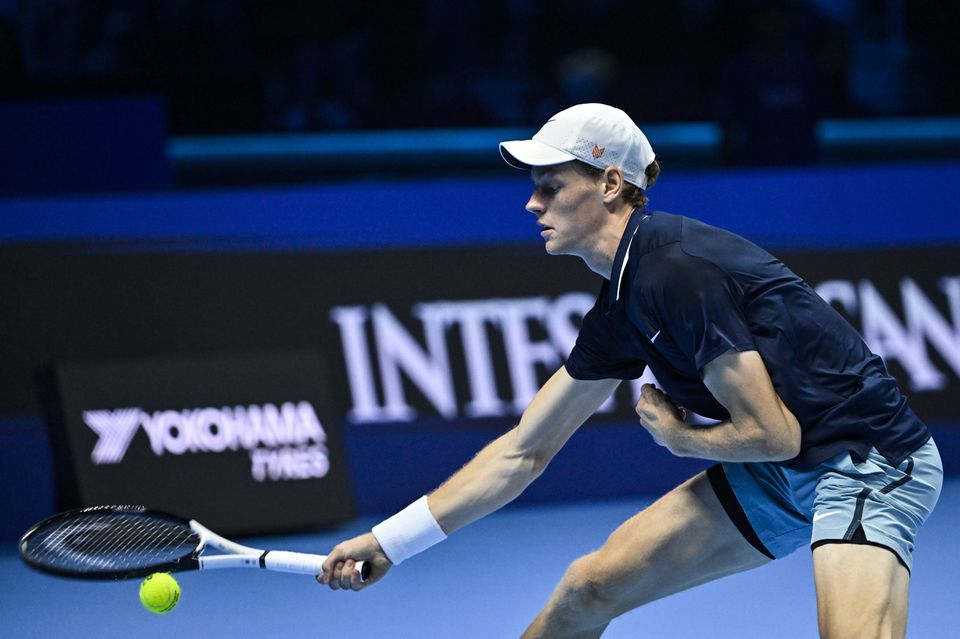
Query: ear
[{"left": 600, "top": 166, "right": 625, "bottom": 204}]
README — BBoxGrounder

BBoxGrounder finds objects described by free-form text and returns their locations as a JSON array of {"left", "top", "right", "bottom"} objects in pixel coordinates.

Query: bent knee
[
  {"left": 555, "top": 553, "right": 624, "bottom": 621},
  {"left": 557, "top": 548, "right": 650, "bottom": 620}
]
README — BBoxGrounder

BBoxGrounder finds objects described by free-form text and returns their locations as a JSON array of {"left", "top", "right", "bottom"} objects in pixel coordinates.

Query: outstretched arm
[
  {"left": 636, "top": 349, "right": 801, "bottom": 462},
  {"left": 430, "top": 367, "right": 620, "bottom": 533},
  {"left": 319, "top": 367, "right": 620, "bottom": 590}
]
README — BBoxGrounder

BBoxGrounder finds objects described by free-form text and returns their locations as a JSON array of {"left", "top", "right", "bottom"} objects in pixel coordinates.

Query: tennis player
[{"left": 319, "top": 103, "right": 942, "bottom": 638}]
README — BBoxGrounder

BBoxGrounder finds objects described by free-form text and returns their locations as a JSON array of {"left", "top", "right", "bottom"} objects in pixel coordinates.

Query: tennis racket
[{"left": 18, "top": 505, "right": 370, "bottom": 582}]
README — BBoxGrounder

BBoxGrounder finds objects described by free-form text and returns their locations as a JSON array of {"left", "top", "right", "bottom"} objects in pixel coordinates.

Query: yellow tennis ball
[{"left": 139, "top": 572, "right": 180, "bottom": 614}]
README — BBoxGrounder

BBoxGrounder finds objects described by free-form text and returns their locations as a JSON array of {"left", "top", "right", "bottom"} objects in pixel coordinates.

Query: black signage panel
[
  {"left": 41, "top": 351, "right": 355, "bottom": 536},
  {"left": 7, "top": 242, "right": 960, "bottom": 446}
]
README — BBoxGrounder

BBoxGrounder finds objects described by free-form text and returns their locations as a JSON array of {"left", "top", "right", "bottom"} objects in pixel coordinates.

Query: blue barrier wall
[{"left": 2, "top": 162, "right": 959, "bottom": 249}]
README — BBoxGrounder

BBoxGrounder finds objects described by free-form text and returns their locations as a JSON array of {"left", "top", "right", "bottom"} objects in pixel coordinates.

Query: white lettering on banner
[
  {"left": 413, "top": 300, "right": 511, "bottom": 418},
  {"left": 498, "top": 298, "right": 561, "bottom": 413},
  {"left": 330, "top": 306, "right": 382, "bottom": 423},
  {"left": 816, "top": 277, "right": 960, "bottom": 392},
  {"left": 859, "top": 280, "right": 943, "bottom": 390},
  {"left": 943, "top": 276, "right": 960, "bottom": 333},
  {"left": 940, "top": 275, "right": 960, "bottom": 324},
  {"left": 438, "top": 301, "right": 508, "bottom": 418},
  {"left": 249, "top": 445, "right": 331, "bottom": 482},
  {"left": 903, "top": 278, "right": 960, "bottom": 381},
  {"left": 336, "top": 277, "right": 960, "bottom": 426},
  {"left": 331, "top": 293, "right": 596, "bottom": 423},
  {"left": 81, "top": 401, "right": 330, "bottom": 482},
  {"left": 373, "top": 304, "right": 455, "bottom": 421}
]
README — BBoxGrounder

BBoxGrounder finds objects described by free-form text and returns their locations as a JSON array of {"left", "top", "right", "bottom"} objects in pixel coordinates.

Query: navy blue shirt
[{"left": 566, "top": 211, "right": 930, "bottom": 470}]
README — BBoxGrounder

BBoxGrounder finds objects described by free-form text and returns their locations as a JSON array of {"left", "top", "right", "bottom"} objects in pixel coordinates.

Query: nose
[{"left": 526, "top": 191, "right": 544, "bottom": 216}]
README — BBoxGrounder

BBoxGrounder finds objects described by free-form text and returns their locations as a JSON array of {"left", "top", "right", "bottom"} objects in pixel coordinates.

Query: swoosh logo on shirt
[{"left": 650, "top": 330, "right": 661, "bottom": 343}]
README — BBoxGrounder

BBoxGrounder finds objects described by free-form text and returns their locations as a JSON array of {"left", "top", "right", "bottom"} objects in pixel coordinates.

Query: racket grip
[{"left": 263, "top": 551, "right": 370, "bottom": 582}]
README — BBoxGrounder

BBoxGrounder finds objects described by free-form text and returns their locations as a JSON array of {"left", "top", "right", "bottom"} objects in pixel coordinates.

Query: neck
[{"left": 580, "top": 206, "right": 637, "bottom": 278}]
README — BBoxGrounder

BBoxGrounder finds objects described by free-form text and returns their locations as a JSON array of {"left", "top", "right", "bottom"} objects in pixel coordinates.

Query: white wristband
[{"left": 371, "top": 496, "right": 447, "bottom": 566}]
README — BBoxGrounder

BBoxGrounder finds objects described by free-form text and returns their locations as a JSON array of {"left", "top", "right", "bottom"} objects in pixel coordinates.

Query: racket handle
[{"left": 263, "top": 551, "right": 370, "bottom": 582}]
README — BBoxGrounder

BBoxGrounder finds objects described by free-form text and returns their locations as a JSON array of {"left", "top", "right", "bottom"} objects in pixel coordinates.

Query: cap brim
[{"left": 499, "top": 139, "right": 577, "bottom": 171}]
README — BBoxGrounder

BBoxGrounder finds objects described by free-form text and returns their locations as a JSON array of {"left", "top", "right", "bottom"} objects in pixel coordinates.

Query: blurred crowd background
[{"left": 2, "top": 0, "right": 958, "bottom": 167}]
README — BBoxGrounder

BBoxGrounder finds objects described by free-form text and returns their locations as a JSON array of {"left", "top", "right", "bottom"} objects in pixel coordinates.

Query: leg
[
  {"left": 521, "top": 471, "right": 771, "bottom": 639},
  {"left": 809, "top": 439, "right": 943, "bottom": 639},
  {"left": 813, "top": 543, "right": 910, "bottom": 639}
]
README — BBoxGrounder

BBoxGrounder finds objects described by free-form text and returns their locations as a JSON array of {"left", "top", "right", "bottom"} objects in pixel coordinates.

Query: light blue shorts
[{"left": 708, "top": 438, "right": 943, "bottom": 572}]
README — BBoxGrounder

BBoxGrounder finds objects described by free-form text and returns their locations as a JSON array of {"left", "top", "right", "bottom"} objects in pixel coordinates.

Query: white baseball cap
[{"left": 499, "top": 103, "right": 657, "bottom": 189}]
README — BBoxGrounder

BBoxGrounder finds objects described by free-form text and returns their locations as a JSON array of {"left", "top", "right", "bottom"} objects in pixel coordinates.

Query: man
[{"left": 319, "top": 104, "right": 942, "bottom": 638}]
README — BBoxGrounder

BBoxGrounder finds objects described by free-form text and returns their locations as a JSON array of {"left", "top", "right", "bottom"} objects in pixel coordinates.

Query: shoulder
[
  {"left": 634, "top": 212, "right": 739, "bottom": 271},
  {"left": 674, "top": 215, "right": 775, "bottom": 269},
  {"left": 636, "top": 213, "right": 771, "bottom": 292},
  {"left": 636, "top": 239, "right": 731, "bottom": 297},
  {"left": 630, "top": 232, "right": 743, "bottom": 324}
]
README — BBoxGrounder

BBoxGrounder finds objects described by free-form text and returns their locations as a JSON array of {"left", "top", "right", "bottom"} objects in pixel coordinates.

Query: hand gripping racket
[{"left": 18, "top": 505, "right": 369, "bottom": 582}]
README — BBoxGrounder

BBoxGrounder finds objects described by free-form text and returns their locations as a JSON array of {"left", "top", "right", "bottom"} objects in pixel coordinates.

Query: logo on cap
[{"left": 592, "top": 144, "right": 606, "bottom": 159}]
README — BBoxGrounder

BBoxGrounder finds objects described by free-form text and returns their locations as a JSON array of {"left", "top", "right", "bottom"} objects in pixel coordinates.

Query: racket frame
[{"left": 20, "top": 506, "right": 368, "bottom": 582}]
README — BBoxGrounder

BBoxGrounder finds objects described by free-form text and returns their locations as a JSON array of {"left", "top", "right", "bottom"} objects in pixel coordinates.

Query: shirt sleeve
[
  {"left": 565, "top": 298, "right": 647, "bottom": 380},
  {"left": 643, "top": 254, "right": 756, "bottom": 372}
]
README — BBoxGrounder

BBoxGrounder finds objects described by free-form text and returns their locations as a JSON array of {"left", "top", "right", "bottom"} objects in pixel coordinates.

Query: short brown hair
[{"left": 571, "top": 160, "right": 661, "bottom": 210}]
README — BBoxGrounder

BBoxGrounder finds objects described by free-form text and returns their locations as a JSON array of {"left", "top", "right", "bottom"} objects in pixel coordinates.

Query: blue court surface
[{"left": 2, "top": 478, "right": 957, "bottom": 638}]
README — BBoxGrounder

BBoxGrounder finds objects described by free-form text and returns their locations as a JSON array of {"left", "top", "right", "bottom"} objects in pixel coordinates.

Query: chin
[{"left": 541, "top": 234, "right": 558, "bottom": 253}]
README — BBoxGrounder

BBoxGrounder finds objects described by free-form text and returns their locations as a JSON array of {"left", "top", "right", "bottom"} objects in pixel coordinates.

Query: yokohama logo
[
  {"left": 84, "top": 407, "right": 143, "bottom": 464},
  {"left": 81, "top": 401, "right": 330, "bottom": 482}
]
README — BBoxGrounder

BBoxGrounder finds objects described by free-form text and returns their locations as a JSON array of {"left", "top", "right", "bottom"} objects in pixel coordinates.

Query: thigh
[
  {"left": 813, "top": 543, "right": 910, "bottom": 639},
  {"left": 584, "top": 470, "right": 772, "bottom": 616}
]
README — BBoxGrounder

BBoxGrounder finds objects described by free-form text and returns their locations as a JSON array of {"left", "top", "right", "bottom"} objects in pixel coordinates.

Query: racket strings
[{"left": 22, "top": 510, "right": 200, "bottom": 575}]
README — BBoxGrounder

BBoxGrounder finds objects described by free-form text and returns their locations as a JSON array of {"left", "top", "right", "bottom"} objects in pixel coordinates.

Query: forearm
[
  {"left": 661, "top": 349, "right": 802, "bottom": 463},
  {"left": 666, "top": 417, "right": 796, "bottom": 462},
  {"left": 428, "top": 426, "right": 541, "bottom": 534}
]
